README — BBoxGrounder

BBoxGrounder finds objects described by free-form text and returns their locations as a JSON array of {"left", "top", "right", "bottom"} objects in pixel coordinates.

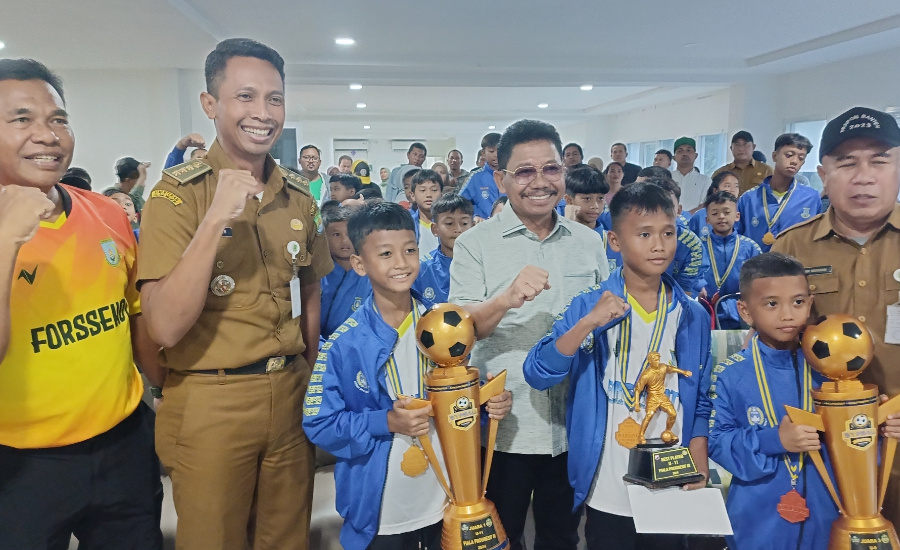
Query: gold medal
[
  {"left": 762, "top": 231, "right": 776, "bottom": 245},
  {"left": 401, "top": 443, "right": 429, "bottom": 477},
  {"left": 615, "top": 417, "right": 642, "bottom": 449}
]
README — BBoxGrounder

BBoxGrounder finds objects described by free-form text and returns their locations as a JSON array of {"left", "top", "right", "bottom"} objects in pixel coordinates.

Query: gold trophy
[
  {"left": 785, "top": 314, "right": 900, "bottom": 550},
  {"left": 621, "top": 352, "right": 706, "bottom": 488},
  {"left": 408, "top": 303, "right": 509, "bottom": 550}
]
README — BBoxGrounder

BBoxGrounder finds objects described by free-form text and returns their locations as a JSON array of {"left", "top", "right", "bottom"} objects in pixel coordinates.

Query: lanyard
[
  {"left": 384, "top": 303, "right": 429, "bottom": 399},
  {"left": 617, "top": 282, "right": 669, "bottom": 410},
  {"left": 761, "top": 183, "right": 797, "bottom": 233},
  {"left": 751, "top": 336, "right": 812, "bottom": 487},
  {"left": 705, "top": 235, "right": 740, "bottom": 289}
]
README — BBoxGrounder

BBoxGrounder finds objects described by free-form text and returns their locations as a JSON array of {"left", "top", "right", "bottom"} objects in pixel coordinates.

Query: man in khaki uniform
[
  {"left": 713, "top": 131, "right": 774, "bottom": 195},
  {"left": 772, "top": 106, "right": 900, "bottom": 528},
  {"left": 137, "top": 39, "right": 332, "bottom": 550}
]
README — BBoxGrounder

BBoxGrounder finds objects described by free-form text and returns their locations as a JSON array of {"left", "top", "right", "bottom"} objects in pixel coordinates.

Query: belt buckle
[{"left": 266, "top": 356, "right": 286, "bottom": 373}]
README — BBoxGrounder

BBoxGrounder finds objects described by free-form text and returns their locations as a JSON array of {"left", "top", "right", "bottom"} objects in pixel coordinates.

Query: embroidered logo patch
[
  {"left": 150, "top": 189, "right": 183, "bottom": 206},
  {"left": 747, "top": 406, "right": 765, "bottom": 426},
  {"left": 100, "top": 239, "right": 120, "bottom": 267},
  {"left": 355, "top": 371, "right": 370, "bottom": 393}
]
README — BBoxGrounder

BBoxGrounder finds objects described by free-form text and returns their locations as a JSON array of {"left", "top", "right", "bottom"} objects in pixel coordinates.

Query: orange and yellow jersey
[{"left": 0, "top": 185, "right": 143, "bottom": 448}]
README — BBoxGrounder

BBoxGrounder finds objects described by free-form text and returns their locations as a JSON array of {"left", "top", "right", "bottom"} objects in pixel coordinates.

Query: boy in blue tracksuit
[
  {"left": 706, "top": 253, "right": 838, "bottom": 550},
  {"left": 409, "top": 169, "right": 443, "bottom": 260},
  {"left": 523, "top": 183, "right": 712, "bottom": 550},
  {"left": 412, "top": 193, "right": 473, "bottom": 304},
  {"left": 736, "top": 133, "right": 822, "bottom": 252},
  {"left": 320, "top": 202, "right": 372, "bottom": 340},
  {"left": 460, "top": 132, "right": 503, "bottom": 221},
  {"left": 303, "top": 201, "right": 511, "bottom": 550},
  {"left": 700, "top": 191, "right": 761, "bottom": 329},
  {"left": 688, "top": 170, "right": 740, "bottom": 239},
  {"left": 564, "top": 165, "right": 618, "bottom": 273}
]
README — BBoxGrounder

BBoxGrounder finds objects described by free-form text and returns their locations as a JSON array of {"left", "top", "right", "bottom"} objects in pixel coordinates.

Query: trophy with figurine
[
  {"left": 406, "top": 303, "right": 509, "bottom": 550},
  {"left": 621, "top": 352, "right": 706, "bottom": 488},
  {"left": 784, "top": 314, "right": 900, "bottom": 550}
]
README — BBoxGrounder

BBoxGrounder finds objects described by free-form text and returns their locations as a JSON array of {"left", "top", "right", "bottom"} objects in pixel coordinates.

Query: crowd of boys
[{"left": 2, "top": 35, "right": 900, "bottom": 550}]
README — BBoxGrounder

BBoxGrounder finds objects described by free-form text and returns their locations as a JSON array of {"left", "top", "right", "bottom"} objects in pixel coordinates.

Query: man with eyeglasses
[
  {"left": 450, "top": 120, "right": 609, "bottom": 550},
  {"left": 298, "top": 144, "right": 330, "bottom": 203},
  {"left": 713, "top": 131, "right": 773, "bottom": 195}
]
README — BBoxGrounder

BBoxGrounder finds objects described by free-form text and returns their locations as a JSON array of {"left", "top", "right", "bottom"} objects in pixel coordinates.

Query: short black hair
[
  {"left": 739, "top": 252, "right": 807, "bottom": 297},
  {"left": 497, "top": 120, "right": 562, "bottom": 171},
  {"left": 612, "top": 142, "right": 627, "bottom": 152},
  {"left": 348, "top": 200, "right": 415, "bottom": 254},
  {"left": 0, "top": 58, "right": 65, "bottom": 104},
  {"left": 338, "top": 154, "right": 353, "bottom": 165},
  {"left": 481, "top": 133, "right": 502, "bottom": 150},
  {"left": 299, "top": 144, "right": 320, "bottom": 156},
  {"left": 646, "top": 176, "right": 681, "bottom": 200},
  {"left": 564, "top": 143, "right": 584, "bottom": 158},
  {"left": 447, "top": 149, "right": 463, "bottom": 160},
  {"left": 408, "top": 142, "right": 427, "bottom": 155},
  {"left": 566, "top": 165, "right": 609, "bottom": 196},
  {"left": 491, "top": 195, "right": 509, "bottom": 215},
  {"left": 609, "top": 182, "right": 675, "bottom": 232},
  {"left": 402, "top": 168, "right": 422, "bottom": 184},
  {"left": 704, "top": 191, "right": 738, "bottom": 208},
  {"left": 321, "top": 202, "right": 353, "bottom": 228},
  {"left": 411, "top": 169, "right": 444, "bottom": 191},
  {"left": 655, "top": 149, "right": 673, "bottom": 161},
  {"left": 711, "top": 170, "right": 737, "bottom": 190},
  {"left": 205, "top": 38, "right": 284, "bottom": 98},
  {"left": 329, "top": 173, "right": 362, "bottom": 193},
  {"left": 606, "top": 161, "right": 625, "bottom": 172},
  {"left": 774, "top": 133, "right": 813, "bottom": 154},
  {"left": 360, "top": 187, "right": 383, "bottom": 200},
  {"left": 638, "top": 166, "right": 672, "bottom": 180},
  {"left": 432, "top": 192, "right": 474, "bottom": 220}
]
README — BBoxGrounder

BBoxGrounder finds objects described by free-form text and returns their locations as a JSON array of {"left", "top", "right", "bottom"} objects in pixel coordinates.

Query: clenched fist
[
  {"left": 177, "top": 133, "right": 206, "bottom": 150},
  {"left": 207, "top": 169, "right": 259, "bottom": 224},
  {"left": 0, "top": 185, "right": 56, "bottom": 245},
  {"left": 503, "top": 265, "right": 551, "bottom": 309},
  {"left": 584, "top": 290, "right": 630, "bottom": 329}
]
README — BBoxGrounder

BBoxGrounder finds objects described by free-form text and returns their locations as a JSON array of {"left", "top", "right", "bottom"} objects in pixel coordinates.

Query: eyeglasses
[
  {"left": 502, "top": 163, "right": 565, "bottom": 185},
  {"left": 300, "top": 155, "right": 320, "bottom": 161}
]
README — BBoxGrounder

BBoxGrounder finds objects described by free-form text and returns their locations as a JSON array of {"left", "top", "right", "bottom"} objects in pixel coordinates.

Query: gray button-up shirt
[{"left": 449, "top": 205, "right": 609, "bottom": 455}]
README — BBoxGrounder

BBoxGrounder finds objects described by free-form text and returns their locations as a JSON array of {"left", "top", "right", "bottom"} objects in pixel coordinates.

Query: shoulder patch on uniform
[
  {"left": 280, "top": 166, "right": 313, "bottom": 197},
  {"left": 779, "top": 213, "right": 825, "bottom": 235},
  {"left": 150, "top": 189, "right": 183, "bottom": 206},
  {"left": 162, "top": 159, "right": 211, "bottom": 185}
]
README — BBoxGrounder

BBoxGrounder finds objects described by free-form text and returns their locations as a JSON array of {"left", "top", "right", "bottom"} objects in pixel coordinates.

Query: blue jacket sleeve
[
  {"left": 164, "top": 146, "right": 186, "bottom": 169},
  {"left": 302, "top": 342, "right": 391, "bottom": 459},
  {"left": 707, "top": 369, "right": 783, "bottom": 482},
  {"left": 673, "top": 228, "right": 707, "bottom": 293}
]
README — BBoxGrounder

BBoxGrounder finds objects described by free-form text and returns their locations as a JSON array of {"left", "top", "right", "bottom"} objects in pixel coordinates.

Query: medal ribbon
[
  {"left": 617, "top": 282, "right": 669, "bottom": 410},
  {"left": 761, "top": 183, "right": 798, "bottom": 234},
  {"left": 751, "top": 335, "right": 812, "bottom": 487},
  {"left": 705, "top": 235, "right": 741, "bottom": 289},
  {"left": 384, "top": 302, "right": 429, "bottom": 399}
]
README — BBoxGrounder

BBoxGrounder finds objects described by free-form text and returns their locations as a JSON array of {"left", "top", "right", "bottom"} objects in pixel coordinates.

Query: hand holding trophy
[{"left": 408, "top": 303, "right": 509, "bottom": 550}]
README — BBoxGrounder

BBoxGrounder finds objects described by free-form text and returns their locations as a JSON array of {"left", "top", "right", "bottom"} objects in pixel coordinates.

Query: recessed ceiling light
[
  {"left": 488, "top": 125, "right": 496, "bottom": 130},
  {"left": 356, "top": 103, "right": 367, "bottom": 109},
  {"left": 335, "top": 37, "right": 355, "bottom": 46},
  {"left": 580, "top": 84, "right": 593, "bottom": 91},
  {"left": 363, "top": 125, "right": 371, "bottom": 129},
  {"left": 0, "top": 41, "right": 5, "bottom": 50},
  {"left": 349, "top": 83, "right": 363, "bottom": 90},
  {"left": 537, "top": 103, "right": 549, "bottom": 109}
]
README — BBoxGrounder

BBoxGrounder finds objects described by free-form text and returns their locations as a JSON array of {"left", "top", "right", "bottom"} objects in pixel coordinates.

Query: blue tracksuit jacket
[
  {"left": 700, "top": 230, "right": 761, "bottom": 329},
  {"left": 707, "top": 339, "right": 838, "bottom": 550},
  {"left": 460, "top": 164, "right": 502, "bottom": 219},
  {"left": 412, "top": 246, "right": 452, "bottom": 303},
  {"left": 523, "top": 269, "right": 712, "bottom": 509},
  {"left": 302, "top": 292, "right": 435, "bottom": 550},
  {"left": 320, "top": 263, "right": 372, "bottom": 340},
  {"left": 736, "top": 178, "right": 822, "bottom": 252}
]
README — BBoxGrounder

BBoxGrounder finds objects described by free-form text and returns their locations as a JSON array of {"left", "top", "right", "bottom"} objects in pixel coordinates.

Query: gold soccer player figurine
[{"left": 634, "top": 352, "right": 692, "bottom": 445}]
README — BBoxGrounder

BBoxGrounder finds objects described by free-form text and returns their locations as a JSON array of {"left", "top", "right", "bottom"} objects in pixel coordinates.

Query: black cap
[
  {"left": 115, "top": 157, "right": 142, "bottom": 180},
  {"left": 60, "top": 167, "right": 92, "bottom": 191},
  {"left": 819, "top": 107, "right": 900, "bottom": 161},
  {"left": 731, "top": 130, "right": 754, "bottom": 144}
]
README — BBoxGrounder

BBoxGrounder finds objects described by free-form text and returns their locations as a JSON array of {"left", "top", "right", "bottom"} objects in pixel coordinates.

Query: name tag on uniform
[
  {"left": 804, "top": 265, "right": 832, "bottom": 276},
  {"left": 288, "top": 241, "right": 302, "bottom": 318}
]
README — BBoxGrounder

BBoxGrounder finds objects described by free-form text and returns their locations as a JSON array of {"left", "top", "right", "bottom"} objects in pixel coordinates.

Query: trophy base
[
  {"left": 828, "top": 515, "right": 900, "bottom": 550},
  {"left": 623, "top": 440, "right": 705, "bottom": 489},
  {"left": 442, "top": 498, "right": 508, "bottom": 550}
]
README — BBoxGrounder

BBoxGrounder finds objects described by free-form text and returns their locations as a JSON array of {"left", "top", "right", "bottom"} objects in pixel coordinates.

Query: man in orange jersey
[{"left": 0, "top": 59, "right": 164, "bottom": 549}]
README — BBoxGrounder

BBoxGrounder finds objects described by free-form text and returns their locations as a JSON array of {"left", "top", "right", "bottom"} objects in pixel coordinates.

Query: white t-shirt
[
  {"left": 378, "top": 304, "right": 448, "bottom": 535},
  {"left": 586, "top": 295, "right": 683, "bottom": 516},
  {"left": 418, "top": 218, "right": 439, "bottom": 260},
  {"left": 672, "top": 169, "right": 712, "bottom": 212}
]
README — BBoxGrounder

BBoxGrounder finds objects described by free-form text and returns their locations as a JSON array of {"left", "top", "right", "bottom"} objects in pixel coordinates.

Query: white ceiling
[{"left": 3, "top": 0, "right": 900, "bottom": 128}]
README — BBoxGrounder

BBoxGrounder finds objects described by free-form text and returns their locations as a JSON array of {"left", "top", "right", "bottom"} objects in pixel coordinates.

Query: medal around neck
[
  {"left": 784, "top": 314, "right": 900, "bottom": 550},
  {"left": 405, "top": 303, "right": 508, "bottom": 550},
  {"left": 622, "top": 352, "right": 705, "bottom": 489}
]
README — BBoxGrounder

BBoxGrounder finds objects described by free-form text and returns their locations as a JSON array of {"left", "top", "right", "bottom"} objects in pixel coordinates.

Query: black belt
[{"left": 192, "top": 355, "right": 296, "bottom": 375}]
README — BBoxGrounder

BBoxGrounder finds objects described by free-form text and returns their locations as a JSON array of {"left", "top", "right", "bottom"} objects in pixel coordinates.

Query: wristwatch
[{"left": 149, "top": 386, "right": 163, "bottom": 399}]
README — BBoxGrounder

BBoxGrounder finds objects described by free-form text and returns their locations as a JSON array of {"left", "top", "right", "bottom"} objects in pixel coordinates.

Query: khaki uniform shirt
[
  {"left": 771, "top": 205, "right": 900, "bottom": 395},
  {"left": 714, "top": 159, "right": 773, "bottom": 196},
  {"left": 137, "top": 141, "right": 333, "bottom": 372}
]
